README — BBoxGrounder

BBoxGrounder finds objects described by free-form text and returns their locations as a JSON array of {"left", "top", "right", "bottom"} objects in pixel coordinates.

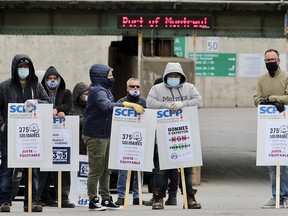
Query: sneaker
[
  {"left": 0, "top": 203, "right": 10, "bottom": 212},
  {"left": 24, "top": 204, "right": 43, "bottom": 212},
  {"left": 62, "top": 201, "right": 75, "bottom": 208},
  {"left": 261, "top": 198, "right": 283, "bottom": 209},
  {"left": 115, "top": 198, "right": 124, "bottom": 206},
  {"left": 89, "top": 197, "right": 106, "bottom": 211},
  {"left": 101, "top": 196, "right": 122, "bottom": 210}
]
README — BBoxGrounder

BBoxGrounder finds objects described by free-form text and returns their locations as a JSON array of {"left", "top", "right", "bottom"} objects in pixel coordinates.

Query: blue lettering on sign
[
  {"left": 78, "top": 198, "right": 89, "bottom": 205},
  {"left": 157, "top": 109, "right": 183, "bottom": 118},
  {"left": 114, "top": 108, "right": 138, "bottom": 117},
  {"left": 9, "top": 105, "right": 36, "bottom": 113},
  {"left": 53, "top": 117, "right": 66, "bottom": 124},
  {"left": 259, "top": 106, "right": 284, "bottom": 114}
]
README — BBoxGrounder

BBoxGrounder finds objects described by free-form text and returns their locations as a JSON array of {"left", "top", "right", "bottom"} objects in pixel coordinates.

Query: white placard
[
  {"left": 108, "top": 107, "right": 156, "bottom": 172},
  {"left": 70, "top": 155, "right": 89, "bottom": 207},
  {"left": 257, "top": 105, "right": 288, "bottom": 165},
  {"left": 8, "top": 103, "right": 53, "bottom": 168},
  {"left": 238, "top": 53, "right": 286, "bottom": 77},
  {"left": 41, "top": 116, "right": 79, "bottom": 171},
  {"left": 156, "top": 106, "right": 202, "bottom": 170}
]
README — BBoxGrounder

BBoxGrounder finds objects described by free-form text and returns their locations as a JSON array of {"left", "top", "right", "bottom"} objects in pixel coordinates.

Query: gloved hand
[
  {"left": 274, "top": 102, "right": 285, "bottom": 113},
  {"left": 260, "top": 96, "right": 269, "bottom": 105},
  {"left": 123, "top": 101, "right": 144, "bottom": 114},
  {"left": 170, "top": 101, "right": 184, "bottom": 111},
  {"left": 24, "top": 99, "right": 38, "bottom": 112}
]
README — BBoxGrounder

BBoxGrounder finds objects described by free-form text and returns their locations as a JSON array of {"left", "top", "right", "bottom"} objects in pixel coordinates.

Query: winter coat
[
  {"left": 147, "top": 62, "right": 203, "bottom": 109},
  {"left": 82, "top": 64, "right": 122, "bottom": 138},
  {"left": 70, "top": 82, "right": 89, "bottom": 155},
  {"left": 117, "top": 93, "right": 146, "bottom": 108},
  {"left": 41, "top": 66, "right": 72, "bottom": 115},
  {"left": 0, "top": 54, "right": 50, "bottom": 141}
]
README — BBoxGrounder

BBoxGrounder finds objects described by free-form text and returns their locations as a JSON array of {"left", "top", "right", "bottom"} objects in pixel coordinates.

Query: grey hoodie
[{"left": 146, "top": 62, "right": 203, "bottom": 109}]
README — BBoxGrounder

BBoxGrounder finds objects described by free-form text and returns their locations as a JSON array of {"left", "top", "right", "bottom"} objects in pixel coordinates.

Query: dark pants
[
  {"left": 0, "top": 140, "right": 39, "bottom": 205},
  {"left": 38, "top": 171, "right": 71, "bottom": 202}
]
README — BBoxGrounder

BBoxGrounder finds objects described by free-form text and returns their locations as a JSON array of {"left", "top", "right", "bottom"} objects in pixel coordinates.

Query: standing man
[
  {"left": 0, "top": 54, "right": 50, "bottom": 212},
  {"left": 147, "top": 62, "right": 203, "bottom": 210},
  {"left": 115, "top": 78, "right": 146, "bottom": 206},
  {"left": 82, "top": 64, "right": 144, "bottom": 211},
  {"left": 254, "top": 48, "right": 288, "bottom": 208},
  {"left": 38, "top": 66, "right": 75, "bottom": 208}
]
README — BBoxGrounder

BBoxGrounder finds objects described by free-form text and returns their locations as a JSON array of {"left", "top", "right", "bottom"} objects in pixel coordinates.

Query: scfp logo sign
[
  {"left": 114, "top": 108, "right": 139, "bottom": 117},
  {"left": 157, "top": 109, "right": 183, "bottom": 118},
  {"left": 259, "top": 106, "right": 285, "bottom": 114},
  {"left": 53, "top": 117, "right": 66, "bottom": 124},
  {"left": 9, "top": 104, "right": 36, "bottom": 113}
]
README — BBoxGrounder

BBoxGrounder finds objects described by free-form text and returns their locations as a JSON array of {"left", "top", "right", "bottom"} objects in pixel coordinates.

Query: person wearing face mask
[
  {"left": 70, "top": 82, "right": 89, "bottom": 155},
  {"left": 115, "top": 78, "right": 146, "bottom": 206},
  {"left": 0, "top": 54, "right": 50, "bottom": 212},
  {"left": 146, "top": 62, "right": 203, "bottom": 210},
  {"left": 254, "top": 49, "right": 288, "bottom": 208},
  {"left": 82, "top": 64, "right": 144, "bottom": 211},
  {"left": 37, "top": 66, "right": 75, "bottom": 208}
]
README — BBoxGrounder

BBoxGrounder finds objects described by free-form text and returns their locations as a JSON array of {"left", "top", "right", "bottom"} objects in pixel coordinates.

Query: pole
[
  {"left": 58, "top": 170, "right": 62, "bottom": 208},
  {"left": 28, "top": 168, "right": 32, "bottom": 213},
  {"left": 137, "top": 30, "right": 142, "bottom": 82},
  {"left": 275, "top": 165, "right": 280, "bottom": 209},
  {"left": 180, "top": 168, "right": 188, "bottom": 209},
  {"left": 137, "top": 171, "right": 143, "bottom": 206},
  {"left": 124, "top": 170, "right": 132, "bottom": 211}
]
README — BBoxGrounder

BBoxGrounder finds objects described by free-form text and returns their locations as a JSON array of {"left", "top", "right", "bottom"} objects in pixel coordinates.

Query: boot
[
  {"left": 186, "top": 189, "right": 201, "bottom": 209},
  {"left": 152, "top": 188, "right": 164, "bottom": 210},
  {"left": 165, "top": 191, "right": 177, "bottom": 205}
]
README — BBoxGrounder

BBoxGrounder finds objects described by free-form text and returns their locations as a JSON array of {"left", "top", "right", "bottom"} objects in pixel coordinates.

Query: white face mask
[
  {"left": 84, "top": 95, "right": 88, "bottom": 101},
  {"left": 128, "top": 90, "right": 140, "bottom": 97},
  {"left": 167, "top": 77, "right": 180, "bottom": 87},
  {"left": 18, "top": 68, "right": 29, "bottom": 79}
]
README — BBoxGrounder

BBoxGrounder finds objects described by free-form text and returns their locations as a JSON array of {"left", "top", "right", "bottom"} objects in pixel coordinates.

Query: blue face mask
[
  {"left": 167, "top": 77, "right": 180, "bottom": 87},
  {"left": 47, "top": 80, "right": 59, "bottom": 90},
  {"left": 129, "top": 90, "right": 140, "bottom": 97},
  {"left": 18, "top": 68, "right": 29, "bottom": 79}
]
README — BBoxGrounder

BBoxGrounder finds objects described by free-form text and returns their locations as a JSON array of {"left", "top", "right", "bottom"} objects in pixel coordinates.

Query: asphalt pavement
[{"left": 7, "top": 108, "right": 288, "bottom": 215}]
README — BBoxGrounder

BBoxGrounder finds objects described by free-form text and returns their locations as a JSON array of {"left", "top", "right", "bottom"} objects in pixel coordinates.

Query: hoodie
[
  {"left": 41, "top": 66, "right": 72, "bottom": 115},
  {"left": 146, "top": 62, "right": 203, "bottom": 109},
  {"left": 82, "top": 64, "right": 122, "bottom": 138}
]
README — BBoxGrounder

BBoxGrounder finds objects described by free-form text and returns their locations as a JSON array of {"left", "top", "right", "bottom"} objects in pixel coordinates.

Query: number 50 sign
[{"left": 206, "top": 37, "right": 219, "bottom": 52}]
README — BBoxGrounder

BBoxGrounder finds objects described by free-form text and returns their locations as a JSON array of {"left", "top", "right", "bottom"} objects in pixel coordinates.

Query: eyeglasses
[
  {"left": 264, "top": 58, "right": 278, "bottom": 63},
  {"left": 128, "top": 85, "right": 140, "bottom": 88}
]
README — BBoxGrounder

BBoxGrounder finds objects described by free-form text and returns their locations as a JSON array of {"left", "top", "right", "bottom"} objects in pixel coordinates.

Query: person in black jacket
[
  {"left": 70, "top": 82, "right": 89, "bottom": 155},
  {"left": 115, "top": 78, "right": 146, "bottom": 206},
  {"left": 37, "top": 66, "right": 75, "bottom": 208},
  {"left": 0, "top": 54, "right": 50, "bottom": 212}
]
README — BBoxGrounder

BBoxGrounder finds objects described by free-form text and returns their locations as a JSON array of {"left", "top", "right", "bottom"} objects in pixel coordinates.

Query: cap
[{"left": 18, "top": 59, "right": 30, "bottom": 67}]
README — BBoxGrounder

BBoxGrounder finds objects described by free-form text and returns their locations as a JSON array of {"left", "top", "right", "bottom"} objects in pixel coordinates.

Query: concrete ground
[{"left": 6, "top": 108, "right": 288, "bottom": 215}]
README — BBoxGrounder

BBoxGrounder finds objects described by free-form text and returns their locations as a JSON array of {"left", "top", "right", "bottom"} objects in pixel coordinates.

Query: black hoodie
[
  {"left": 41, "top": 66, "right": 72, "bottom": 115},
  {"left": 0, "top": 54, "right": 50, "bottom": 140}
]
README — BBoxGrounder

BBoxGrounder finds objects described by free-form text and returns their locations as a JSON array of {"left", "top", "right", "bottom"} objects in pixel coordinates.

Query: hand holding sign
[{"left": 24, "top": 99, "right": 38, "bottom": 112}]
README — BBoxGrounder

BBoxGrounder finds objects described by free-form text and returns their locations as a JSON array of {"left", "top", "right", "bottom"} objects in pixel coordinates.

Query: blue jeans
[
  {"left": 0, "top": 140, "right": 39, "bottom": 205},
  {"left": 268, "top": 166, "right": 288, "bottom": 201},
  {"left": 117, "top": 170, "right": 143, "bottom": 199}
]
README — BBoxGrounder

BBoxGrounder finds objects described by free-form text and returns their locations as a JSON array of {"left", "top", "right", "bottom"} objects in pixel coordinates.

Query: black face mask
[{"left": 266, "top": 62, "right": 278, "bottom": 77}]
